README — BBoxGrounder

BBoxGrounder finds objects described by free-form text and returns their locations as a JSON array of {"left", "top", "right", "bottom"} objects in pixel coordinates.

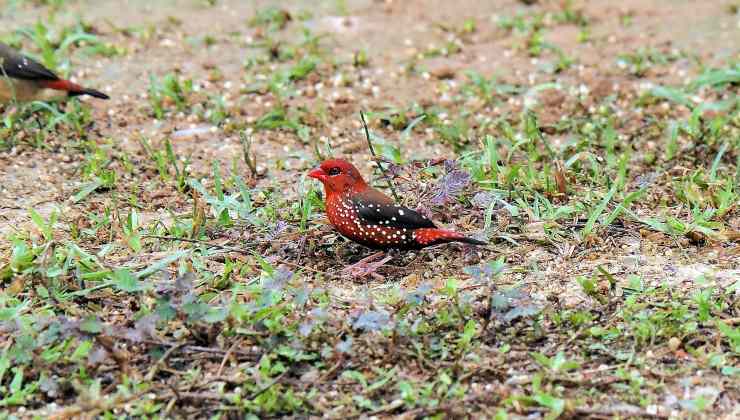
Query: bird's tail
[
  {"left": 456, "top": 236, "right": 488, "bottom": 246},
  {"left": 415, "top": 228, "right": 487, "bottom": 247},
  {"left": 41, "top": 79, "right": 110, "bottom": 99}
]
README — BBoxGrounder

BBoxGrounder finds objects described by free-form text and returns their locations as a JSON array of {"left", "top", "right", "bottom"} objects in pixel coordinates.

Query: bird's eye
[{"left": 328, "top": 167, "right": 341, "bottom": 176}]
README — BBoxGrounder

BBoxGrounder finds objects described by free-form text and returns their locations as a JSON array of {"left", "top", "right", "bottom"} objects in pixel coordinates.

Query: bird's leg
[{"left": 341, "top": 251, "right": 393, "bottom": 281}]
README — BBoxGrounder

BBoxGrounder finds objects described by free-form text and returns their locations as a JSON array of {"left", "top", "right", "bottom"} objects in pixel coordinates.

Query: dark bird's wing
[
  {"left": 353, "top": 191, "right": 436, "bottom": 230},
  {"left": 0, "top": 43, "right": 59, "bottom": 81}
]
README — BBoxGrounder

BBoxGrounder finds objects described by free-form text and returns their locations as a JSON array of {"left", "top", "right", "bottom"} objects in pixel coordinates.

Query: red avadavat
[{"left": 309, "top": 159, "right": 486, "bottom": 250}]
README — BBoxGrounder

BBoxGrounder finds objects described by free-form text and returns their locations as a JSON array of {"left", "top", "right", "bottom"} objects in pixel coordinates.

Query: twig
[
  {"left": 163, "top": 395, "right": 178, "bottom": 416},
  {"left": 158, "top": 391, "right": 224, "bottom": 401},
  {"left": 146, "top": 342, "right": 185, "bottom": 381},
  {"left": 248, "top": 370, "right": 289, "bottom": 400},
  {"left": 191, "top": 189, "right": 205, "bottom": 239},
  {"left": 714, "top": 317, "right": 740, "bottom": 326},
  {"left": 239, "top": 130, "right": 258, "bottom": 177},
  {"left": 573, "top": 406, "right": 669, "bottom": 419},
  {"left": 393, "top": 394, "right": 483, "bottom": 419},
  {"left": 138, "top": 339, "right": 259, "bottom": 359},
  {"left": 362, "top": 399, "right": 405, "bottom": 417},
  {"left": 459, "top": 283, "right": 486, "bottom": 291},
  {"left": 560, "top": 324, "right": 588, "bottom": 350},
  {"left": 319, "top": 355, "right": 346, "bottom": 382},
  {"left": 95, "top": 335, "right": 130, "bottom": 374},
  {"left": 360, "top": 110, "right": 400, "bottom": 202},
  {"left": 216, "top": 341, "right": 239, "bottom": 377}
]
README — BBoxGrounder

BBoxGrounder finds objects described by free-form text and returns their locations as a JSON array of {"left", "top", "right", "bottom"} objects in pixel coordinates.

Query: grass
[{"left": 0, "top": 0, "right": 739, "bottom": 418}]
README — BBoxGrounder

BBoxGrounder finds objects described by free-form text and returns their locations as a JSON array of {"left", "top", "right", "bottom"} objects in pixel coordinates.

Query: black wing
[
  {"left": 0, "top": 44, "right": 59, "bottom": 81},
  {"left": 353, "top": 196, "right": 436, "bottom": 229}
]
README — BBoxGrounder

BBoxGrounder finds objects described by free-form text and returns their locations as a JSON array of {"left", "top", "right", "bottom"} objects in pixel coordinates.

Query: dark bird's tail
[
  {"left": 69, "top": 87, "right": 110, "bottom": 99},
  {"left": 456, "top": 236, "right": 488, "bottom": 246},
  {"left": 41, "top": 79, "right": 110, "bottom": 100}
]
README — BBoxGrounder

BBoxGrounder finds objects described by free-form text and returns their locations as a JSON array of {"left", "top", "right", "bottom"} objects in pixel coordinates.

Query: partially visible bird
[
  {"left": 0, "top": 42, "right": 109, "bottom": 103},
  {"left": 308, "top": 158, "right": 486, "bottom": 250}
]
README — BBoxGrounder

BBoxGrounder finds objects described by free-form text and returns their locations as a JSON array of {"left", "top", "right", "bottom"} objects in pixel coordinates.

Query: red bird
[
  {"left": 0, "top": 42, "right": 109, "bottom": 103},
  {"left": 308, "top": 158, "right": 486, "bottom": 250}
]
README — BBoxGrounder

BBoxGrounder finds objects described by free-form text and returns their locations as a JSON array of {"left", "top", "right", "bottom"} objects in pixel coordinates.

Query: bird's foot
[{"left": 341, "top": 251, "right": 393, "bottom": 281}]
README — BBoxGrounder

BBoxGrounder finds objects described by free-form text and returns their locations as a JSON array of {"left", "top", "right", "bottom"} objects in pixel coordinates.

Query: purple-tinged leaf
[
  {"left": 293, "top": 286, "right": 310, "bottom": 305},
  {"left": 174, "top": 272, "right": 195, "bottom": 293},
  {"left": 154, "top": 271, "right": 192, "bottom": 299},
  {"left": 299, "top": 307, "right": 327, "bottom": 336},
  {"left": 0, "top": 321, "right": 14, "bottom": 335},
  {"left": 466, "top": 259, "right": 506, "bottom": 282},
  {"left": 482, "top": 259, "right": 506, "bottom": 277},
  {"left": 471, "top": 192, "right": 495, "bottom": 209},
  {"left": 503, "top": 304, "right": 541, "bottom": 322},
  {"left": 463, "top": 265, "right": 483, "bottom": 280},
  {"left": 431, "top": 170, "right": 471, "bottom": 205},
  {"left": 353, "top": 310, "right": 391, "bottom": 332},
  {"left": 39, "top": 376, "right": 61, "bottom": 398},
  {"left": 385, "top": 163, "right": 404, "bottom": 177},
  {"left": 134, "top": 314, "right": 160, "bottom": 340},
  {"left": 336, "top": 336, "right": 353, "bottom": 354},
  {"left": 490, "top": 287, "right": 541, "bottom": 323},
  {"left": 266, "top": 221, "right": 289, "bottom": 241},
  {"left": 123, "top": 327, "right": 144, "bottom": 342},
  {"left": 635, "top": 171, "right": 659, "bottom": 189},
  {"left": 405, "top": 283, "right": 432, "bottom": 305},
  {"left": 265, "top": 266, "right": 294, "bottom": 291},
  {"left": 309, "top": 307, "right": 328, "bottom": 320},
  {"left": 58, "top": 316, "right": 82, "bottom": 338},
  {"left": 299, "top": 320, "right": 315, "bottom": 337},
  {"left": 88, "top": 345, "right": 109, "bottom": 365}
]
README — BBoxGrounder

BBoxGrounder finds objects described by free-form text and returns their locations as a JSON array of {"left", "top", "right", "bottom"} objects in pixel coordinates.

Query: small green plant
[
  {"left": 617, "top": 48, "right": 682, "bottom": 77},
  {"left": 147, "top": 73, "right": 193, "bottom": 118},
  {"left": 250, "top": 6, "right": 291, "bottom": 31}
]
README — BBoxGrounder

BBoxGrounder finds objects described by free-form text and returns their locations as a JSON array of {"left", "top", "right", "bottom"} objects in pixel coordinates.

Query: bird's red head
[{"left": 308, "top": 158, "right": 367, "bottom": 196}]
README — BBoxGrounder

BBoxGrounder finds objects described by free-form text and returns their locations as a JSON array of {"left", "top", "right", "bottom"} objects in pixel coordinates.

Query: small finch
[
  {"left": 0, "top": 42, "right": 109, "bottom": 103},
  {"left": 308, "top": 158, "right": 486, "bottom": 250}
]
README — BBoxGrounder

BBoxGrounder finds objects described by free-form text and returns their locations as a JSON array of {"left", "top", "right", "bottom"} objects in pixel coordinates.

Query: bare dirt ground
[{"left": 0, "top": 0, "right": 739, "bottom": 418}]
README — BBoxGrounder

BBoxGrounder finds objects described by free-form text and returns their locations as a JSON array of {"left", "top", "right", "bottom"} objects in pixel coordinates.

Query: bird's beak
[{"left": 308, "top": 167, "right": 327, "bottom": 181}]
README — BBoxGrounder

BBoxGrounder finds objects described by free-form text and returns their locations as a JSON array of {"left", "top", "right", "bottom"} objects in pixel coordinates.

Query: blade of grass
[
  {"left": 605, "top": 188, "right": 646, "bottom": 225},
  {"left": 360, "top": 110, "right": 400, "bottom": 202},
  {"left": 582, "top": 184, "right": 618, "bottom": 237},
  {"left": 136, "top": 250, "right": 190, "bottom": 279},
  {"left": 709, "top": 142, "right": 729, "bottom": 182}
]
